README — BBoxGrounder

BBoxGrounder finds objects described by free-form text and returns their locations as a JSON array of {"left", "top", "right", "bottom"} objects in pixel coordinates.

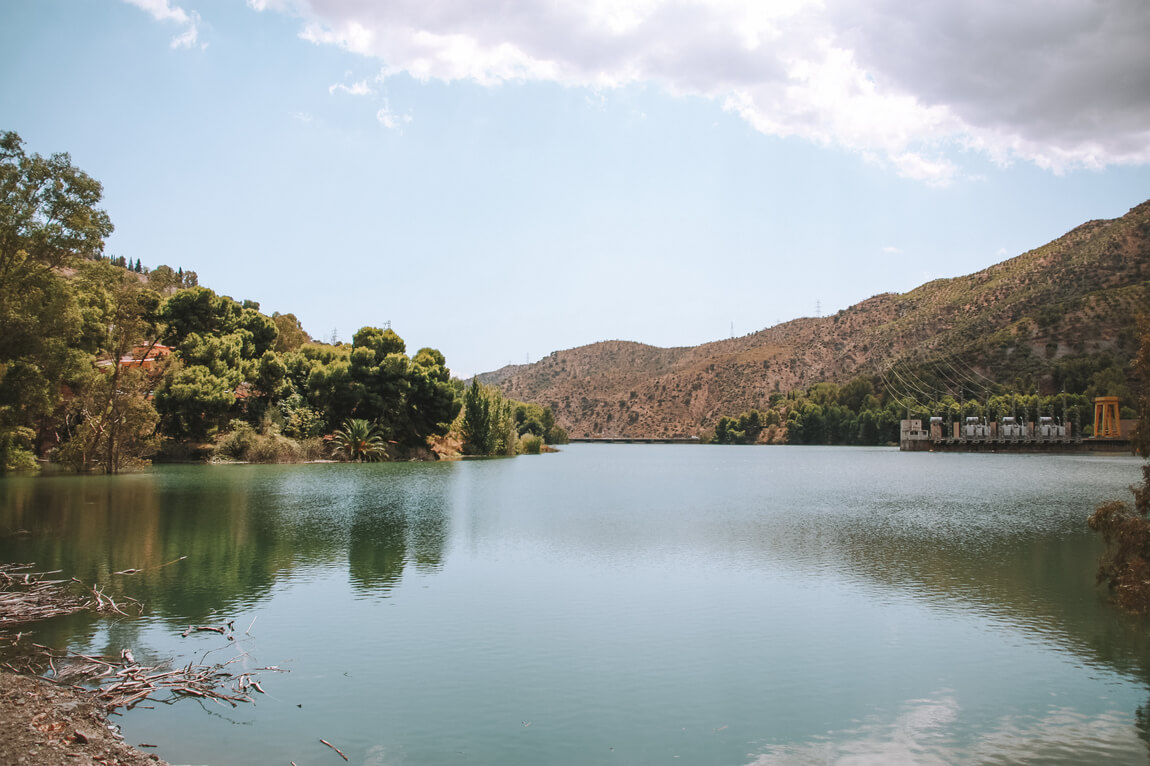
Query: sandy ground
[{"left": 0, "top": 671, "right": 168, "bottom": 766}]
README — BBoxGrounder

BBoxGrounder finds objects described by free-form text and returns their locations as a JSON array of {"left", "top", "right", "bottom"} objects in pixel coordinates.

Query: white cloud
[
  {"left": 250, "top": 0, "right": 1150, "bottom": 182},
  {"left": 376, "top": 100, "right": 413, "bottom": 131},
  {"left": 329, "top": 79, "right": 374, "bottom": 96},
  {"left": 122, "top": 0, "right": 201, "bottom": 49},
  {"left": 882, "top": 246, "right": 902, "bottom": 254}
]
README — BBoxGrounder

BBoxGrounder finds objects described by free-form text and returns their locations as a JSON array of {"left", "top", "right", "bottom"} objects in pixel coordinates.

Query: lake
[{"left": 2, "top": 446, "right": 1149, "bottom": 765}]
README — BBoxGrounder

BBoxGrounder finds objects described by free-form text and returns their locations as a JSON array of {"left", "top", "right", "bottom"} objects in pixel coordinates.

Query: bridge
[{"left": 569, "top": 437, "right": 702, "bottom": 445}]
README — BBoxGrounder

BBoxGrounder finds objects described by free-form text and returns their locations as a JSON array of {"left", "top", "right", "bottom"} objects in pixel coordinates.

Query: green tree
[
  {"left": 0, "top": 131, "right": 113, "bottom": 470},
  {"left": 272, "top": 312, "right": 310, "bottom": 353},
  {"left": 153, "top": 361, "right": 237, "bottom": 440},
  {"left": 146, "top": 264, "right": 183, "bottom": 292},
  {"left": 1088, "top": 320, "right": 1150, "bottom": 613},
  {"left": 460, "top": 379, "right": 516, "bottom": 455},
  {"left": 405, "top": 347, "right": 461, "bottom": 444},
  {"left": 331, "top": 418, "right": 390, "bottom": 462},
  {"left": 160, "top": 287, "right": 242, "bottom": 347},
  {"left": 64, "top": 261, "right": 163, "bottom": 471},
  {"left": 461, "top": 379, "right": 493, "bottom": 455},
  {"left": 58, "top": 366, "right": 159, "bottom": 472}
]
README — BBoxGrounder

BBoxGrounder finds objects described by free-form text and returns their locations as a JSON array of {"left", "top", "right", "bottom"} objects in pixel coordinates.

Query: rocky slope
[{"left": 482, "top": 201, "right": 1150, "bottom": 438}]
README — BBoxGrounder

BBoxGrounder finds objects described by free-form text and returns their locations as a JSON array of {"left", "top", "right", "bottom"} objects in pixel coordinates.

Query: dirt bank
[{"left": 0, "top": 671, "right": 168, "bottom": 766}]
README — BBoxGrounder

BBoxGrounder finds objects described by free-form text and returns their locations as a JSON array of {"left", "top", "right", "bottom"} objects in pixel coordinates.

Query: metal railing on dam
[{"left": 568, "top": 437, "right": 702, "bottom": 445}]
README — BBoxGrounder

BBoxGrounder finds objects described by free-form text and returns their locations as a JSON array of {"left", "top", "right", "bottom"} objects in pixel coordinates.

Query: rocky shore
[{"left": 0, "top": 671, "right": 168, "bottom": 766}]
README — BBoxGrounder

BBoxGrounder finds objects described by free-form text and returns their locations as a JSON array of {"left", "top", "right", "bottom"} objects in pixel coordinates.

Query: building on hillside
[{"left": 96, "top": 343, "right": 173, "bottom": 371}]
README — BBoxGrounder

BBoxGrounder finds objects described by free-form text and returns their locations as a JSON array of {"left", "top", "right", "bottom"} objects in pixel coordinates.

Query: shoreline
[{"left": 0, "top": 671, "right": 169, "bottom": 766}]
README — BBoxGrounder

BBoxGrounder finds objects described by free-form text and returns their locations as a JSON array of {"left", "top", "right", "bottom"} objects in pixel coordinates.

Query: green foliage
[
  {"left": 146, "top": 264, "right": 196, "bottom": 292},
  {"left": 460, "top": 379, "right": 517, "bottom": 456},
  {"left": 348, "top": 328, "right": 410, "bottom": 432},
  {"left": 1089, "top": 320, "right": 1150, "bottom": 613},
  {"left": 331, "top": 418, "right": 390, "bottom": 462},
  {"left": 278, "top": 393, "right": 325, "bottom": 439},
  {"left": 272, "top": 312, "right": 310, "bottom": 353},
  {"left": 0, "top": 131, "right": 113, "bottom": 274},
  {"left": 213, "top": 419, "right": 259, "bottom": 461},
  {"left": 519, "top": 434, "right": 544, "bottom": 454},
  {"left": 1, "top": 132, "right": 114, "bottom": 467},
  {"left": 213, "top": 419, "right": 306, "bottom": 463},
  {"left": 545, "top": 424, "right": 569, "bottom": 445},
  {"left": 0, "top": 133, "right": 473, "bottom": 466},
  {"left": 58, "top": 364, "right": 161, "bottom": 472},
  {"left": 512, "top": 400, "right": 566, "bottom": 443},
  {"left": 154, "top": 361, "right": 237, "bottom": 441},
  {"left": 461, "top": 379, "right": 493, "bottom": 455},
  {"left": 405, "top": 347, "right": 462, "bottom": 444},
  {"left": 160, "top": 287, "right": 242, "bottom": 347},
  {"left": 0, "top": 426, "right": 38, "bottom": 472},
  {"left": 712, "top": 410, "right": 766, "bottom": 444}
]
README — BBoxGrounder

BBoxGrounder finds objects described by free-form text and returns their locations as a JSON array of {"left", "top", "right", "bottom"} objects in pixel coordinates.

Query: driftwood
[
  {"left": 36, "top": 646, "right": 270, "bottom": 712},
  {"left": 112, "top": 555, "right": 187, "bottom": 576},
  {"left": 1, "top": 561, "right": 283, "bottom": 714},
  {"left": 320, "top": 738, "right": 350, "bottom": 761},
  {"left": 0, "top": 564, "right": 142, "bottom": 631}
]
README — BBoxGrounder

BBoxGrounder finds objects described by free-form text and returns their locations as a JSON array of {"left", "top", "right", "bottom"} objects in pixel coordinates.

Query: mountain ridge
[{"left": 481, "top": 201, "right": 1150, "bottom": 438}]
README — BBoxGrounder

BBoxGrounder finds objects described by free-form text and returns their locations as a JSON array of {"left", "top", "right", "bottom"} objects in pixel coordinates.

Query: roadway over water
[{"left": 569, "top": 437, "right": 702, "bottom": 444}]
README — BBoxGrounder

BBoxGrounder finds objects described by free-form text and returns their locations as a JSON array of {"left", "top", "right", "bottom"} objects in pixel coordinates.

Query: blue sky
[{"left": 3, "top": 0, "right": 1149, "bottom": 377}]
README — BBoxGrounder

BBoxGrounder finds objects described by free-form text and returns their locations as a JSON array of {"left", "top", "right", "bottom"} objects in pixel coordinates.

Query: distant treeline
[{"left": 712, "top": 357, "right": 1137, "bottom": 446}]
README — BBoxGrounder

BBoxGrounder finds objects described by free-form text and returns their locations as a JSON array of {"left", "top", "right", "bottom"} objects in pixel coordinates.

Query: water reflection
[
  {"left": 747, "top": 693, "right": 1149, "bottom": 765},
  {"left": 3, "top": 449, "right": 1150, "bottom": 766},
  {"left": 348, "top": 472, "right": 450, "bottom": 596},
  {"left": 0, "top": 463, "right": 453, "bottom": 621}
]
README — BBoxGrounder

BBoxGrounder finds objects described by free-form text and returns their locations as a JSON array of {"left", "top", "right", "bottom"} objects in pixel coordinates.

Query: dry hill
[{"left": 482, "top": 201, "right": 1150, "bottom": 438}]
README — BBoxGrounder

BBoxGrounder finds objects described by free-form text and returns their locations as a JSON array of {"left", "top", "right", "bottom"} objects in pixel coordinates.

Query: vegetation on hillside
[
  {"left": 709, "top": 361, "right": 1126, "bottom": 446},
  {"left": 486, "top": 202, "right": 1149, "bottom": 440},
  {"left": 1088, "top": 320, "right": 1150, "bottom": 613},
  {"left": 458, "top": 379, "right": 568, "bottom": 456},
  {"left": 0, "top": 131, "right": 560, "bottom": 471}
]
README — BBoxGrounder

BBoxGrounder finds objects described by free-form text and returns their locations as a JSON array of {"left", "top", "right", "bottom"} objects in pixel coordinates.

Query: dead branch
[{"left": 320, "top": 739, "right": 350, "bottom": 761}]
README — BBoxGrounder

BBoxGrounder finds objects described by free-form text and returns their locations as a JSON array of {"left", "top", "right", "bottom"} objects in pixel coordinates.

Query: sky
[{"left": 2, "top": 0, "right": 1149, "bottom": 378}]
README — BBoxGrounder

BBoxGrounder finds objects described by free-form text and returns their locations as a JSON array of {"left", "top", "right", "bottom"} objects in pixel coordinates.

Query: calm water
[{"left": 2, "top": 446, "right": 1149, "bottom": 765}]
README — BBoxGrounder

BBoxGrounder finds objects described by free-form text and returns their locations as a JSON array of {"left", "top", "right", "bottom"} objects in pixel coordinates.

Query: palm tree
[{"left": 331, "top": 418, "right": 390, "bottom": 462}]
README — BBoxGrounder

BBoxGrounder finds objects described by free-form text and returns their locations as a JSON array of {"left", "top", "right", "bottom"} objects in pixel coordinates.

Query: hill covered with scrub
[
  {"left": 0, "top": 131, "right": 564, "bottom": 472},
  {"left": 481, "top": 201, "right": 1150, "bottom": 440}
]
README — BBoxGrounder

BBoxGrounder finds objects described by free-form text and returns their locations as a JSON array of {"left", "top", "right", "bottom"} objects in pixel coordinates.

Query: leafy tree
[
  {"left": 278, "top": 392, "right": 324, "bottom": 439},
  {"left": 545, "top": 423, "right": 569, "bottom": 445},
  {"left": 460, "top": 379, "right": 516, "bottom": 455},
  {"left": 272, "top": 312, "right": 310, "bottom": 353},
  {"left": 64, "top": 262, "right": 163, "bottom": 471},
  {"left": 1, "top": 131, "right": 113, "bottom": 470},
  {"left": 153, "top": 360, "right": 237, "bottom": 440},
  {"left": 405, "top": 347, "right": 461, "bottom": 444},
  {"left": 58, "top": 366, "right": 159, "bottom": 472},
  {"left": 331, "top": 418, "right": 390, "bottom": 462},
  {"left": 1088, "top": 320, "right": 1150, "bottom": 613},
  {"left": 461, "top": 379, "right": 493, "bottom": 455},
  {"left": 160, "top": 287, "right": 242, "bottom": 347},
  {"left": 349, "top": 329, "right": 410, "bottom": 433},
  {"left": 239, "top": 307, "right": 278, "bottom": 359},
  {"left": 839, "top": 376, "right": 876, "bottom": 412},
  {"left": 302, "top": 352, "right": 358, "bottom": 428},
  {"left": 147, "top": 264, "right": 181, "bottom": 292}
]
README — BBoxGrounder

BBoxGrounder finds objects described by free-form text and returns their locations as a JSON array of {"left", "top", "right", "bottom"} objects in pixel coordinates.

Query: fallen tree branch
[{"left": 320, "top": 738, "right": 350, "bottom": 761}]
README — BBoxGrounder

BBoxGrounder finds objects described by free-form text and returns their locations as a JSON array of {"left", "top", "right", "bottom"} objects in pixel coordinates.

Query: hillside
[{"left": 481, "top": 201, "right": 1150, "bottom": 438}]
